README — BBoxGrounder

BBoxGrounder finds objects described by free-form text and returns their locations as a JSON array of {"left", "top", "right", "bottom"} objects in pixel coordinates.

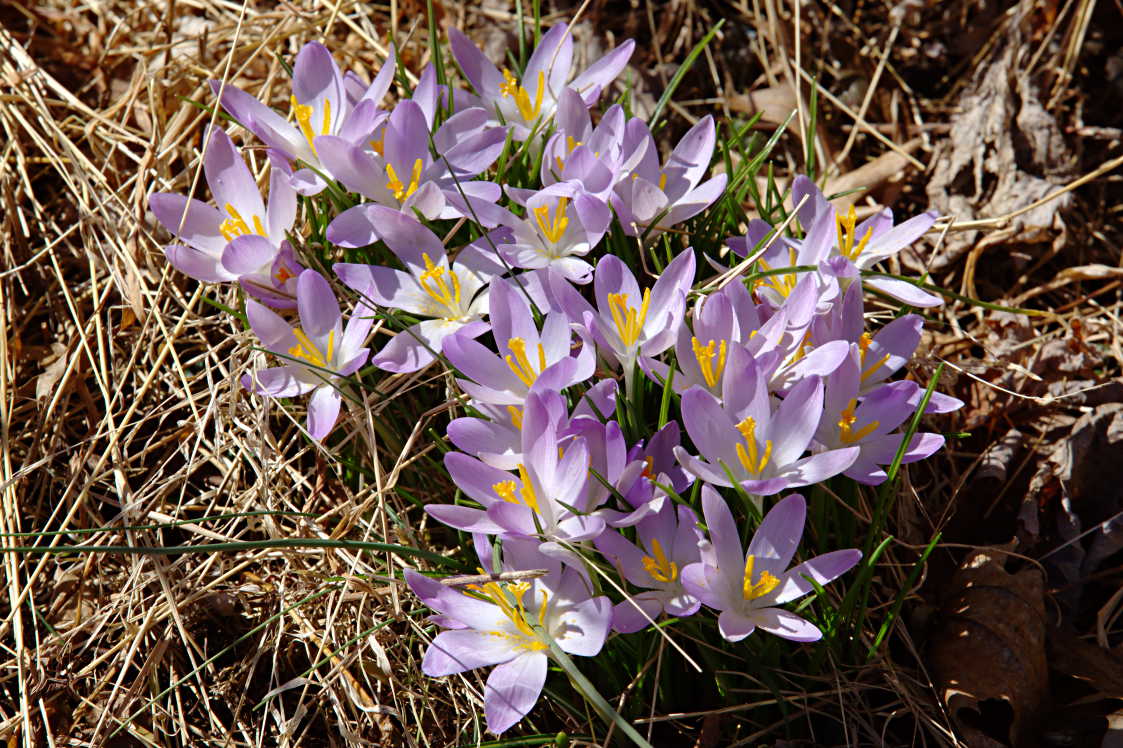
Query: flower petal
[{"left": 484, "top": 652, "right": 548, "bottom": 735}]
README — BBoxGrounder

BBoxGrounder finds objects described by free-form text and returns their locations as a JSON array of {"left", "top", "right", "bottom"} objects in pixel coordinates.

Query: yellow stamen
[
  {"left": 835, "top": 205, "right": 873, "bottom": 261},
  {"left": 691, "top": 337, "right": 727, "bottom": 388},
  {"left": 274, "top": 265, "right": 295, "bottom": 284},
  {"left": 505, "top": 337, "right": 548, "bottom": 388},
  {"left": 219, "top": 203, "right": 268, "bottom": 242},
  {"left": 290, "top": 95, "right": 331, "bottom": 155},
  {"left": 789, "top": 331, "right": 813, "bottom": 364},
  {"left": 499, "top": 68, "right": 520, "bottom": 98},
  {"left": 386, "top": 158, "right": 424, "bottom": 201},
  {"left": 418, "top": 253, "right": 463, "bottom": 317},
  {"left": 507, "top": 405, "right": 524, "bottom": 430},
  {"left": 287, "top": 328, "right": 335, "bottom": 369},
  {"left": 734, "top": 417, "right": 773, "bottom": 476},
  {"left": 369, "top": 133, "right": 385, "bottom": 157},
  {"left": 641, "top": 537, "right": 678, "bottom": 583},
  {"left": 837, "top": 398, "right": 879, "bottom": 444},
  {"left": 742, "top": 555, "right": 781, "bottom": 601},
  {"left": 753, "top": 247, "right": 800, "bottom": 299},
  {"left": 491, "top": 464, "right": 540, "bottom": 513},
  {"left": 533, "top": 197, "right": 569, "bottom": 244},
  {"left": 470, "top": 580, "right": 548, "bottom": 651},
  {"left": 607, "top": 288, "right": 651, "bottom": 349},
  {"left": 658, "top": 172, "right": 668, "bottom": 191},
  {"left": 500, "top": 68, "right": 547, "bottom": 122},
  {"left": 857, "top": 332, "right": 891, "bottom": 382}
]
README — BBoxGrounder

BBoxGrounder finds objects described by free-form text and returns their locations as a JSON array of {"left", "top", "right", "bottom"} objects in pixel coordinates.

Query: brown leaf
[{"left": 928, "top": 549, "right": 1048, "bottom": 748}]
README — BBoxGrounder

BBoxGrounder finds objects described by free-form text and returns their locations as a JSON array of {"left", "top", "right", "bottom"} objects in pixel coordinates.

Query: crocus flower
[
  {"left": 680, "top": 487, "right": 861, "bottom": 642},
  {"left": 595, "top": 501, "right": 703, "bottom": 632},
  {"left": 319, "top": 69, "right": 509, "bottom": 228},
  {"left": 332, "top": 207, "right": 507, "bottom": 372},
  {"left": 448, "top": 23, "right": 634, "bottom": 140},
  {"left": 612, "top": 116, "right": 727, "bottom": 237},
  {"left": 443, "top": 278, "right": 594, "bottom": 406},
  {"left": 241, "top": 269, "right": 372, "bottom": 440},
  {"left": 550, "top": 249, "right": 694, "bottom": 375},
  {"left": 211, "top": 42, "right": 395, "bottom": 194},
  {"left": 496, "top": 184, "right": 611, "bottom": 284},
  {"left": 674, "top": 349, "right": 858, "bottom": 504},
  {"left": 149, "top": 127, "right": 301, "bottom": 306},
  {"left": 431, "top": 389, "right": 606, "bottom": 563},
  {"left": 406, "top": 553, "right": 611, "bottom": 734},
  {"left": 815, "top": 347, "right": 946, "bottom": 485},
  {"left": 540, "top": 89, "right": 631, "bottom": 199}
]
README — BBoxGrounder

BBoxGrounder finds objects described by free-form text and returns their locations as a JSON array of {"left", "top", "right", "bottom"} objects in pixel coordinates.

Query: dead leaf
[{"left": 929, "top": 549, "right": 1048, "bottom": 748}]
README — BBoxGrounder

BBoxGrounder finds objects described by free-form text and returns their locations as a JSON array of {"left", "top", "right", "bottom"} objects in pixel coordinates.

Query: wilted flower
[
  {"left": 681, "top": 487, "right": 861, "bottom": 642},
  {"left": 242, "top": 269, "right": 372, "bottom": 439}
]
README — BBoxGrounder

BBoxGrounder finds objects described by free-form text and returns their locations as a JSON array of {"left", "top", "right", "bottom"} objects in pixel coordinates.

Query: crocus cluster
[{"left": 149, "top": 24, "right": 961, "bottom": 736}]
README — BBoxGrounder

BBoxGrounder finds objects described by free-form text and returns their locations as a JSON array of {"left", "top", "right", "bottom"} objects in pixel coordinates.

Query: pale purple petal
[
  {"left": 718, "top": 610, "right": 757, "bottom": 642},
  {"left": 306, "top": 385, "right": 341, "bottom": 440},
  {"left": 772, "top": 549, "right": 862, "bottom": 605},
  {"left": 485, "top": 652, "right": 548, "bottom": 734},
  {"left": 423, "top": 629, "right": 519, "bottom": 677},
  {"left": 752, "top": 607, "right": 822, "bottom": 642}
]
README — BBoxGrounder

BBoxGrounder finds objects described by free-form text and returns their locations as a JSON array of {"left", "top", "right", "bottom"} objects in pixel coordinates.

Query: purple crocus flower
[
  {"left": 332, "top": 207, "right": 507, "bottom": 373},
  {"left": 149, "top": 127, "right": 301, "bottom": 306},
  {"left": 496, "top": 183, "right": 611, "bottom": 284},
  {"left": 612, "top": 116, "right": 727, "bottom": 237},
  {"left": 674, "top": 350, "right": 858, "bottom": 505},
  {"left": 211, "top": 42, "right": 395, "bottom": 195},
  {"left": 443, "top": 278, "right": 595, "bottom": 406},
  {"left": 430, "top": 389, "right": 606, "bottom": 563},
  {"left": 406, "top": 551, "right": 611, "bottom": 734},
  {"left": 541, "top": 89, "right": 631, "bottom": 199},
  {"left": 680, "top": 487, "right": 861, "bottom": 642},
  {"left": 595, "top": 501, "right": 703, "bottom": 632},
  {"left": 241, "top": 270, "right": 372, "bottom": 440},
  {"left": 814, "top": 347, "right": 946, "bottom": 485},
  {"left": 448, "top": 23, "right": 634, "bottom": 140},
  {"left": 549, "top": 249, "right": 695, "bottom": 376},
  {"left": 319, "top": 70, "right": 509, "bottom": 228}
]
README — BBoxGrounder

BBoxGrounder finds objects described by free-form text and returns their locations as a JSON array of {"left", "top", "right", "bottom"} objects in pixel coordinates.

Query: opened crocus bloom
[
  {"left": 681, "top": 487, "right": 861, "bottom": 642},
  {"left": 242, "top": 270, "right": 372, "bottom": 440},
  {"left": 448, "top": 23, "right": 634, "bottom": 141}
]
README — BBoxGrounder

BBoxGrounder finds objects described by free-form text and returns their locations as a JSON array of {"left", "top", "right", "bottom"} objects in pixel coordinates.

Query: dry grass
[{"left": 2, "top": 0, "right": 1121, "bottom": 745}]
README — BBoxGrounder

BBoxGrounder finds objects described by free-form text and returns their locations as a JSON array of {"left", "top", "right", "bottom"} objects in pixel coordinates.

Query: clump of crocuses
[{"left": 148, "top": 23, "right": 961, "bottom": 737}]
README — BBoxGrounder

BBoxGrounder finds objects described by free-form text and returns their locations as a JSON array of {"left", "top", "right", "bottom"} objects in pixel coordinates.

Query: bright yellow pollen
[
  {"left": 754, "top": 247, "right": 800, "bottom": 299},
  {"left": 857, "top": 332, "right": 891, "bottom": 382},
  {"left": 838, "top": 398, "right": 879, "bottom": 444},
  {"left": 491, "top": 464, "right": 540, "bottom": 513},
  {"left": 533, "top": 197, "right": 570, "bottom": 244},
  {"left": 290, "top": 95, "right": 331, "bottom": 156},
  {"left": 219, "top": 203, "right": 268, "bottom": 242},
  {"left": 734, "top": 416, "right": 773, "bottom": 476},
  {"left": 505, "top": 337, "right": 548, "bottom": 388},
  {"left": 641, "top": 537, "right": 678, "bottom": 583},
  {"left": 691, "top": 337, "right": 728, "bottom": 388},
  {"left": 470, "top": 580, "right": 549, "bottom": 651},
  {"left": 287, "top": 328, "right": 335, "bottom": 369},
  {"left": 418, "top": 253, "right": 463, "bottom": 318},
  {"left": 386, "top": 158, "right": 424, "bottom": 201},
  {"left": 836, "top": 205, "right": 873, "bottom": 261},
  {"left": 607, "top": 288, "right": 651, "bottom": 349},
  {"left": 742, "top": 555, "right": 781, "bottom": 601}
]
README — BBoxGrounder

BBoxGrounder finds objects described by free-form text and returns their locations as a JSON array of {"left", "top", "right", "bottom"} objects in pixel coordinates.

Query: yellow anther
[
  {"left": 491, "top": 464, "right": 540, "bottom": 513},
  {"left": 533, "top": 197, "right": 570, "bottom": 244},
  {"left": 857, "top": 332, "right": 891, "bottom": 382},
  {"left": 499, "top": 68, "right": 547, "bottom": 122},
  {"left": 274, "top": 265, "right": 295, "bottom": 284},
  {"left": 658, "top": 172, "right": 668, "bottom": 191},
  {"left": 386, "top": 158, "right": 424, "bottom": 201},
  {"left": 472, "top": 579, "right": 548, "bottom": 651},
  {"left": 507, "top": 405, "right": 524, "bottom": 430},
  {"left": 418, "top": 253, "right": 463, "bottom": 317},
  {"left": 789, "top": 331, "right": 813, "bottom": 364},
  {"left": 290, "top": 95, "right": 331, "bottom": 155},
  {"left": 754, "top": 247, "right": 800, "bottom": 299},
  {"left": 607, "top": 288, "right": 651, "bottom": 349},
  {"left": 505, "top": 337, "right": 547, "bottom": 388},
  {"left": 691, "top": 337, "right": 727, "bottom": 388},
  {"left": 742, "top": 555, "right": 781, "bottom": 601},
  {"left": 369, "top": 133, "right": 385, "bottom": 157},
  {"left": 734, "top": 417, "right": 774, "bottom": 475},
  {"left": 641, "top": 537, "right": 679, "bottom": 583},
  {"left": 287, "top": 328, "right": 334, "bottom": 369},
  {"left": 500, "top": 68, "right": 520, "bottom": 98},
  {"left": 219, "top": 203, "right": 268, "bottom": 242},
  {"left": 837, "top": 398, "right": 879, "bottom": 444},
  {"left": 835, "top": 205, "right": 873, "bottom": 261}
]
